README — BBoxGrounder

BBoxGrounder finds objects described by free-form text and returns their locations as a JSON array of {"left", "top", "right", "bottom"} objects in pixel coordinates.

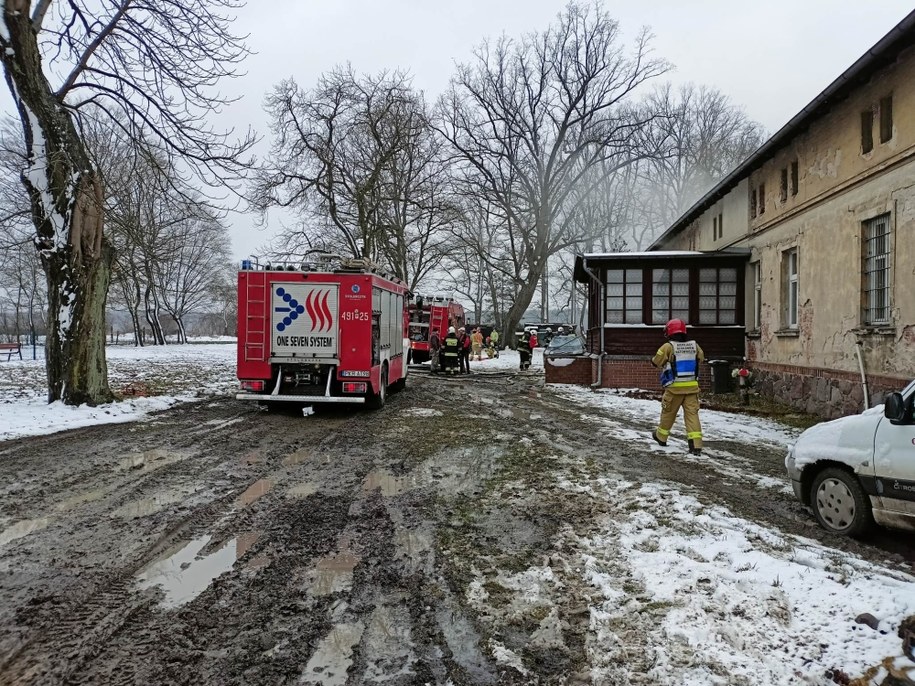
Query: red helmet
[{"left": 665, "top": 319, "right": 687, "bottom": 336}]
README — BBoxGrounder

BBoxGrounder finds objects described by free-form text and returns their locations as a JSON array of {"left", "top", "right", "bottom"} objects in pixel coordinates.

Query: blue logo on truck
[{"left": 274, "top": 287, "right": 305, "bottom": 332}]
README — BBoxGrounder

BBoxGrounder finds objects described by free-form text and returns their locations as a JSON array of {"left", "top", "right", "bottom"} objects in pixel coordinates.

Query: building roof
[
  {"left": 574, "top": 249, "right": 751, "bottom": 282},
  {"left": 648, "top": 8, "right": 915, "bottom": 250}
]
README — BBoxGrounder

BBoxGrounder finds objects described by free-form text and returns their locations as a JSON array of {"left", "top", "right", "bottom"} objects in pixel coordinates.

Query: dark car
[{"left": 543, "top": 334, "right": 585, "bottom": 357}]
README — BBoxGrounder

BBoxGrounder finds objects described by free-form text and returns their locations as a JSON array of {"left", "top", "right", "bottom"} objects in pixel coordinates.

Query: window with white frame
[
  {"left": 783, "top": 248, "right": 798, "bottom": 329},
  {"left": 605, "top": 269, "right": 643, "bottom": 324},
  {"left": 651, "top": 268, "right": 689, "bottom": 324},
  {"left": 752, "top": 262, "right": 762, "bottom": 330},
  {"left": 863, "top": 213, "right": 891, "bottom": 325},
  {"left": 698, "top": 267, "right": 737, "bottom": 324}
]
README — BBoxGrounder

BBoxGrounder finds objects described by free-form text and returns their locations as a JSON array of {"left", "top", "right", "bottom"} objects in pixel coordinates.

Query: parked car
[
  {"left": 785, "top": 378, "right": 915, "bottom": 537},
  {"left": 543, "top": 334, "right": 585, "bottom": 357}
]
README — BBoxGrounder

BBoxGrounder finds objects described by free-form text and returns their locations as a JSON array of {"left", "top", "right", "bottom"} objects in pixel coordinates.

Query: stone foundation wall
[{"left": 750, "top": 361, "right": 908, "bottom": 419}]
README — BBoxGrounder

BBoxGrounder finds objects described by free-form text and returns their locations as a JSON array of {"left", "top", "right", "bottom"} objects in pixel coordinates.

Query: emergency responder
[
  {"left": 489, "top": 329, "right": 500, "bottom": 357},
  {"left": 429, "top": 329, "right": 442, "bottom": 373},
  {"left": 650, "top": 319, "right": 704, "bottom": 455},
  {"left": 518, "top": 329, "right": 531, "bottom": 370},
  {"left": 457, "top": 327, "right": 471, "bottom": 374},
  {"left": 471, "top": 327, "right": 484, "bottom": 361},
  {"left": 442, "top": 326, "right": 460, "bottom": 375}
]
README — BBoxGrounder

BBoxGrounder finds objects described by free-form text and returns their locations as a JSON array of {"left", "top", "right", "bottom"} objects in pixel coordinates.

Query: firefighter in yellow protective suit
[{"left": 650, "top": 319, "right": 705, "bottom": 455}]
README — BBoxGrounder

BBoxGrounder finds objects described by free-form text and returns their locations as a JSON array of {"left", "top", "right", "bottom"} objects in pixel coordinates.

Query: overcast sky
[
  {"left": 218, "top": 0, "right": 913, "bottom": 260},
  {"left": 7, "top": 1, "right": 915, "bottom": 260}
]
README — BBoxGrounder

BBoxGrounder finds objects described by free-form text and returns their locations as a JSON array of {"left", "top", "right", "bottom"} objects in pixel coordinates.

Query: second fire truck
[{"left": 406, "top": 295, "right": 466, "bottom": 365}]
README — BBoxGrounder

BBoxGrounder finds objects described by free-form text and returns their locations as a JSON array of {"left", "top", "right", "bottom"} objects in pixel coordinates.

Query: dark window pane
[
  {"left": 880, "top": 95, "right": 893, "bottom": 143},
  {"left": 862, "top": 110, "right": 874, "bottom": 153}
]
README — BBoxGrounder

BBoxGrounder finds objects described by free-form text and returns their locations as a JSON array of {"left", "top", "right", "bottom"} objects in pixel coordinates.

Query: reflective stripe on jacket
[
  {"left": 671, "top": 340, "right": 699, "bottom": 386},
  {"left": 652, "top": 340, "right": 704, "bottom": 394},
  {"left": 443, "top": 335, "right": 459, "bottom": 357}
]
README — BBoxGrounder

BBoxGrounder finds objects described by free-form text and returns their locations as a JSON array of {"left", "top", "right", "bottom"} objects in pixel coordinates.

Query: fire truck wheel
[{"left": 368, "top": 365, "right": 388, "bottom": 409}]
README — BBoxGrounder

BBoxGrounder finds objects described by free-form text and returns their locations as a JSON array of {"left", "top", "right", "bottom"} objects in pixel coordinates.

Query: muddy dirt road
[{"left": 1, "top": 370, "right": 913, "bottom": 685}]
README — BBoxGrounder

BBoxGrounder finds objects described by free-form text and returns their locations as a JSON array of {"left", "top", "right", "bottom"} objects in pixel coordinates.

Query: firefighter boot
[
  {"left": 688, "top": 439, "right": 701, "bottom": 456},
  {"left": 652, "top": 430, "right": 667, "bottom": 447}
]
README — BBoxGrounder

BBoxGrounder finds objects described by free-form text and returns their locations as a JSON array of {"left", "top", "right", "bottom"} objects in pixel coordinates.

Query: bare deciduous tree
[
  {"left": 438, "top": 1, "right": 668, "bottom": 342},
  {"left": 626, "top": 83, "right": 766, "bottom": 248},
  {"left": 257, "top": 67, "right": 456, "bottom": 290},
  {"left": 0, "top": 0, "right": 254, "bottom": 404}
]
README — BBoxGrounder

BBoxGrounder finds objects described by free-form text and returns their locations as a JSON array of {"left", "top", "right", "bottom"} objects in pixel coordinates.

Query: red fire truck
[
  {"left": 406, "top": 296, "right": 466, "bottom": 364},
  {"left": 236, "top": 257, "right": 409, "bottom": 408}
]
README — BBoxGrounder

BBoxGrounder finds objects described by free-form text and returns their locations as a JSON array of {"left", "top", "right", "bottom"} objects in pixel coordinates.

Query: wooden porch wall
[{"left": 588, "top": 326, "right": 746, "bottom": 359}]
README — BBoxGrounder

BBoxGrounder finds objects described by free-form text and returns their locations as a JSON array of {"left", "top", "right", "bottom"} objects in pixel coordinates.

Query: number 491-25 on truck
[{"left": 235, "top": 257, "right": 409, "bottom": 409}]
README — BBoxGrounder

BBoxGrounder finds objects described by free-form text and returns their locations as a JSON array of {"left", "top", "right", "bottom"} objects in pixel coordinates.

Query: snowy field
[
  {"left": 0, "top": 340, "right": 238, "bottom": 441},
  {"left": 0, "top": 340, "right": 535, "bottom": 442}
]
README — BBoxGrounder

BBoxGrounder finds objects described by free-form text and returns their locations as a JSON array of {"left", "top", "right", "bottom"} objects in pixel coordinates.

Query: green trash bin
[{"left": 708, "top": 360, "right": 732, "bottom": 394}]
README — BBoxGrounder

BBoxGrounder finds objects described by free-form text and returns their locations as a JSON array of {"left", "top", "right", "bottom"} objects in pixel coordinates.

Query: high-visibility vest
[
  {"left": 670, "top": 340, "right": 699, "bottom": 389},
  {"left": 443, "top": 335, "right": 459, "bottom": 357}
]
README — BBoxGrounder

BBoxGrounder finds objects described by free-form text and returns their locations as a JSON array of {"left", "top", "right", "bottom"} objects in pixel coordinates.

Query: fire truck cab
[{"left": 236, "top": 257, "right": 409, "bottom": 408}]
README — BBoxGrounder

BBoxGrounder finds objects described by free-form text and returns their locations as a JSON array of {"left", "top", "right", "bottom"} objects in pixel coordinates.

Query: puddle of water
[
  {"left": 56, "top": 487, "right": 111, "bottom": 511},
  {"left": 361, "top": 603, "right": 415, "bottom": 681},
  {"left": 118, "top": 448, "right": 193, "bottom": 473},
  {"left": 203, "top": 417, "right": 245, "bottom": 429},
  {"left": 394, "top": 528, "right": 433, "bottom": 574},
  {"left": 246, "top": 554, "right": 271, "bottom": 572},
  {"left": 306, "top": 550, "right": 361, "bottom": 596},
  {"left": 405, "top": 447, "right": 501, "bottom": 496},
  {"left": 282, "top": 449, "right": 312, "bottom": 467},
  {"left": 437, "top": 603, "right": 497, "bottom": 684},
  {"left": 0, "top": 517, "right": 50, "bottom": 548},
  {"left": 236, "top": 479, "right": 273, "bottom": 508},
  {"left": 362, "top": 468, "right": 421, "bottom": 497},
  {"left": 240, "top": 450, "right": 262, "bottom": 466},
  {"left": 300, "top": 622, "right": 365, "bottom": 686},
  {"left": 135, "top": 532, "right": 260, "bottom": 608},
  {"left": 402, "top": 408, "right": 443, "bottom": 417},
  {"left": 287, "top": 482, "right": 318, "bottom": 499},
  {"left": 112, "top": 485, "right": 199, "bottom": 519}
]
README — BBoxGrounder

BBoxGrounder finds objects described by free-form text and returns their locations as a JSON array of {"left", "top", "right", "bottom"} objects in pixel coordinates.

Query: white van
[{"left": 785, "top": 379, "right": 915, "bottom": 537}]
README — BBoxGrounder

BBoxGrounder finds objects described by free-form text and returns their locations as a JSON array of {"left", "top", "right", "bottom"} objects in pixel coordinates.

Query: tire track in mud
[{"left": 0, "top": 398, "right": 353, "bottom": 684}]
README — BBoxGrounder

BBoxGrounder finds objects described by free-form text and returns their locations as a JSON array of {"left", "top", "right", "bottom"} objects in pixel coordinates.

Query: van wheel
[
  {"left": 368, "top": 365, "right": 387, "bottom": 409},
  {"left": 810, "top": 467, "right": 872, "bottom": 537}
]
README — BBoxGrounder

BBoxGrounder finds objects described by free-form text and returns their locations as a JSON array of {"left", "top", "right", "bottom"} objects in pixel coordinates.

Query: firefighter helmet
[
  {"left": 664, "top": 319, "right": 687, "bottom": 337},
  {"left": 448, "top": 326, "right": 456, "bottom": 334}
]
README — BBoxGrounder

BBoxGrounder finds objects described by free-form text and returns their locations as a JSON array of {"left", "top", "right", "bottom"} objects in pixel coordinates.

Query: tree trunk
[
  {"left": 144, "top": 285, "right": 165, "bottom": 344},
  {"left": 2, "top": 3, "right": 114, "bottom": 405},
  {"left": 503, "top": 270, "right": 542, "bottom": 347}
]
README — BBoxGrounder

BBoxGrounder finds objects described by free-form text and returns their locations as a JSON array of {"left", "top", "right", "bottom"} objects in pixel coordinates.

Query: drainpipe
[
  {"left": 581, "top": 257, "right": 606, "bottom": 389},
  {"left": 854, "top": 340, "right": 870, "bottom": 410}
]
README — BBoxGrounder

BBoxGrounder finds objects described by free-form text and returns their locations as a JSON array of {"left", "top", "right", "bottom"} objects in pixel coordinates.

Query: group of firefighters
[{"left": 429, "top": 326, "right": 501, "bottom": 375}]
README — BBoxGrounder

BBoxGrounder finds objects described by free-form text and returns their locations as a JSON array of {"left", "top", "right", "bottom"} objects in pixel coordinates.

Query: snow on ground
[
  {"left": 566, "top": 477, "right": 915, "bottom": 684},
  {"left": 0, "top": 342, "right": 237, "bottom": 442},
  {"left": 553, "top": 385, "right": 803, "bottom": 494},
  {"left": 414, "top": 347, "right": 543, "bottom": 373},
  {"left": 551, "top": 385, "right": 915, "bottom": 683}
]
